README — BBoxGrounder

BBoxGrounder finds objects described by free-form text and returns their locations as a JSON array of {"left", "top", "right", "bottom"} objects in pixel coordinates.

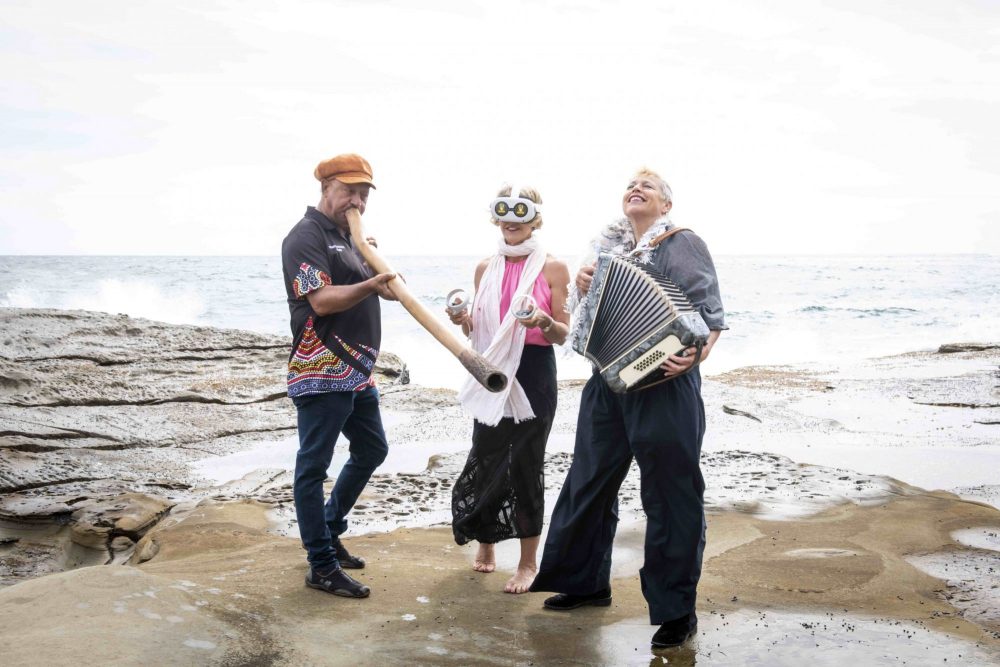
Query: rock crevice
[{"left": 0, "top": 308, "right": 409, "bottom": 586}]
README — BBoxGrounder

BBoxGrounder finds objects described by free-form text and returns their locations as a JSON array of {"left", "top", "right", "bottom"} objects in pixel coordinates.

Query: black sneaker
[
  {"left": 542, "top": 589, "right": 612, "bottom": 611},
  {"left": 651, "top": 612, "right": 697, "bottom": 648},
  {"left": 305, "top": 565, "right": 370, "bottom": 598},
  {"left": 332, "top": 536, "right": 365, "bottom": 569}
]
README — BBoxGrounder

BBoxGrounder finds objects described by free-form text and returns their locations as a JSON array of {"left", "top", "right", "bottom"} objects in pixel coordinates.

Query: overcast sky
[{"left": 2, "top": 0, "right": 998, "bottom": 257}]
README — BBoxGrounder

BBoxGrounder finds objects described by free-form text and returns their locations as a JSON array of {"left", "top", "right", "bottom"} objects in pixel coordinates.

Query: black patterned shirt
[{"left": 280, "top": 207, "right": 381, "bottom": 396}]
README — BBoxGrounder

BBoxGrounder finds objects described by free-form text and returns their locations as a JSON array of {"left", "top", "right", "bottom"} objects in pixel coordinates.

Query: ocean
[{"left": 1, "top": 254, "right": 997, "bottom": 389}]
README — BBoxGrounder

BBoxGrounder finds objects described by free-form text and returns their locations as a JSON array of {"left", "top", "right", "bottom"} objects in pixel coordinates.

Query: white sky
[{"left": 1, "top": 0, "right": 999, "bottom": 256}]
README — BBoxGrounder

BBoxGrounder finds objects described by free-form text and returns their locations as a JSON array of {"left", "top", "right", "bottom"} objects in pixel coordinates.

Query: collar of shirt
[{"left": 304, "top": 206, "right": 351, "bottom": 242}]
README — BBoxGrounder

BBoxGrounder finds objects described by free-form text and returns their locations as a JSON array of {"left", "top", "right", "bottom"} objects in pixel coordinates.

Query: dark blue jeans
[{"left": 292, "top": 386, "right": 388, "bottom": 571}]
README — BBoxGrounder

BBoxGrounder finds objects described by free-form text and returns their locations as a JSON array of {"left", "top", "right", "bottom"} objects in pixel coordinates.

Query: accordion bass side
[{"left": 572, "top": 253, "right": 710, "bottom": 393}]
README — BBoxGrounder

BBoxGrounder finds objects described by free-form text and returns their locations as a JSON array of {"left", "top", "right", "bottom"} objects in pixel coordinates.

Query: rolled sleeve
[
  {"left": 663, "top": 233, "right": 728, "bottom": 331},
  {"left": 282, "top": 225, "right": 332, "bottom": 300}
]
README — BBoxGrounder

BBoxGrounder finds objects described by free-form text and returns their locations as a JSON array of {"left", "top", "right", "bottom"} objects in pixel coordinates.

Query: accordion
[{"left": 572, "top": 253, "right": 710, "bottom": 393}]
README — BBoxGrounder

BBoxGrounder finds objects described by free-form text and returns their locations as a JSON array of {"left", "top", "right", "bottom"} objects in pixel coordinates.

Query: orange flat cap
[{"left": 314, "top": 153, "right": 375, "bottom": 188}]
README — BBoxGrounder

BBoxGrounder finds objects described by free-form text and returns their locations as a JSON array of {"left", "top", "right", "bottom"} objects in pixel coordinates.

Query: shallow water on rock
[
  {"left": 191, "top": 413, "right": 467, "bottom": 485},
  {"left": 591, "top": 609, "right": 1000, "bottom": 666},
  {"left": 907, "top": 539, "right": 1000, "bottom": 634},
  {"left": 724, "top": 437, "right": 1000, "bottom": 511},
  {"left": 951, "top": 527, "right": 1000, "bottom": 552}
]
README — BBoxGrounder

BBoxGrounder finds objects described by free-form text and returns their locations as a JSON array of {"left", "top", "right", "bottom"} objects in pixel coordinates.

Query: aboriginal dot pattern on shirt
[
  {"left": 293, "top": 263, "right": 330, "bottom": 299},
  {"left": 287, "top": 318, "right": 376, "bottom": 395}
]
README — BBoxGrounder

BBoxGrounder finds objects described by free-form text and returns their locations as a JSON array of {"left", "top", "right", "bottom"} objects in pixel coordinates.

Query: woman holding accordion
[
  {"left": 447, "top": 183, "right": 570, "bottom": 594},
  {"left": 529, "top": 169, "right": 727, "bottom": 650}
]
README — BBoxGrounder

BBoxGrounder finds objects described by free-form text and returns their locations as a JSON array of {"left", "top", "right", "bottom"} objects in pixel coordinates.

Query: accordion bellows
[{"left": 572, "top": 253, "right": 710, "bottom": 393}]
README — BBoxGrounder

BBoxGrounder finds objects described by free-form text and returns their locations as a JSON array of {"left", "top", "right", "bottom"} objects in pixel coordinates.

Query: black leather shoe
[
  {"left": 543, "top": 589, "right": 612, "bottom": 611},
  {"left": 332, "top": 536, "right": 365, "bottom": 569},
  {"left": 305, "top": 565, "right": 370, "bottom": 598},
  {"left": 651, "top": 613, "right": 697, "bottom": 648}
]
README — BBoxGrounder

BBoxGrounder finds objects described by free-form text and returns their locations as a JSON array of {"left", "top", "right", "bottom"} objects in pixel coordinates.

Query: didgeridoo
[{"left": 346, "top": 208, "right": 507, "bottom": 393}]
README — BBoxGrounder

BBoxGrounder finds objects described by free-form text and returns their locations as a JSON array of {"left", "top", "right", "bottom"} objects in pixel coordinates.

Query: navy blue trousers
[
  {"left": 292, "top": 386, "right": 388, "bottom": 571},
  {"left": 530, "top": 370, "right": 707, "bottom": 624}
]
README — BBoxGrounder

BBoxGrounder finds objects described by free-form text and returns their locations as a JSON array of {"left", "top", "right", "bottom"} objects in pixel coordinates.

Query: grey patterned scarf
[{"left": 567, "top": 216, "right": 674, "bottom": 346}]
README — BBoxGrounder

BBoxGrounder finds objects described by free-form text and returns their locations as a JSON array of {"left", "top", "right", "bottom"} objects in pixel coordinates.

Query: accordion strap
[{"left": 648, "top": 226, "right": 690, "bottom": 248}]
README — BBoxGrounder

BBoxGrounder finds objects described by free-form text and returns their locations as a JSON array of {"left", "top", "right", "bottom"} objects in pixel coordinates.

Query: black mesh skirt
[{"left": 452, "top": 344, "right": 557, "bottom": 545}]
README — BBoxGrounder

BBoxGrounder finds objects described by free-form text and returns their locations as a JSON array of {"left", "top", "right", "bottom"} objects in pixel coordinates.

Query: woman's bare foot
[
  {"left": 473, "top": 543, "right": 495, "bottom": 573},
  {"left": 504, "top": 564, "right": 537, "bottom": 594}
]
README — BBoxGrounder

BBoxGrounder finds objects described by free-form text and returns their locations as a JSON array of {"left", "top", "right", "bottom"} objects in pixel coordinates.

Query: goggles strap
[{"left": 506, "top": 183, "right": 541, "bottom": 216}]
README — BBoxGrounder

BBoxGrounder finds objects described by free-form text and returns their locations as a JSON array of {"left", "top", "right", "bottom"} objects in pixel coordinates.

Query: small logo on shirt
[{"left": 328, "top": 244, "right": 345, "bottom": 252}]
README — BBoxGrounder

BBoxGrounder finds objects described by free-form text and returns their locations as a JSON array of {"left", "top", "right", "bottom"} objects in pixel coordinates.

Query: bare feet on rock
[
  {"left": 504, "top": 564, "right": 537, "bottom": 594},
  {"left": 473, "top": 542, "right": 495, "bottom": 573}
]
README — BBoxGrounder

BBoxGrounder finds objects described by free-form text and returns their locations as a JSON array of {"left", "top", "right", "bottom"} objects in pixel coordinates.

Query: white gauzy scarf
[{"left": 457, "top": 236, "right": 546, "bottom": 426}]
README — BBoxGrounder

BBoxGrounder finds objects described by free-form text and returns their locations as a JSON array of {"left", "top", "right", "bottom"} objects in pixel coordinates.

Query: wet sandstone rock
[
  {"left": 0, "top": 308, "right": 409, "bottom": 585},
  {"left": 69, "top": 493, "right": 174, "bottom": 550}
]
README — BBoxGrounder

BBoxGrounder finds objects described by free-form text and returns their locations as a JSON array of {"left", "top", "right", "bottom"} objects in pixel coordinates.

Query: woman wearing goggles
[
  {"left": 447, "top": 183, "right": 570, "bottom": 594},
  {"left": 491, "top": 195, "right": 540, "bottom": 224}
]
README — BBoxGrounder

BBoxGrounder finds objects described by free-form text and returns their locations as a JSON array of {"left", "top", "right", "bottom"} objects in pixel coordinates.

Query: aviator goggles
[{"left": 490, "top": 184, "right": 541, "bottom": 223}]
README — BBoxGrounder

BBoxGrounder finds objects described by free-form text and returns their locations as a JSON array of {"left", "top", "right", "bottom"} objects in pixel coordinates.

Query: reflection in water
[
  {"left": 650, "top": 645, "right": 697, "bottom": 666},
  {"left": 591, "top": 610, "right": 999, "bottom": 666}
]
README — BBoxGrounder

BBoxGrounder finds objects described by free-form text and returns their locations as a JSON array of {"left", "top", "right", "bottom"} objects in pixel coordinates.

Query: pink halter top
[{"left": 498, "top": 257, "right": 553, "bottom": 347}]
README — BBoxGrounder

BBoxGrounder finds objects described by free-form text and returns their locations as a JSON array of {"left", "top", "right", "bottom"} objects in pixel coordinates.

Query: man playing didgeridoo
[
  {"left": 280, "top": 153, "right": 397, "bottom": 599},
  {"left": 529, "top": 168, "right": 726, "bottom": 648}
]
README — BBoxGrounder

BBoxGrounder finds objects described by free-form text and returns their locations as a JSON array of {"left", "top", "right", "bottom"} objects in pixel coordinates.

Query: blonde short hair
[{"left": 632, "top": 168, "right": 673, "bottom": 203}]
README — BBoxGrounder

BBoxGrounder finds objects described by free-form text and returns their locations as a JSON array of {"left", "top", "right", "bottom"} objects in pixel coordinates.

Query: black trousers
[
  {"left": 530, "top": 369, "right": 706, "bottom": 624},
  {"left": 452, "top": 345, "right": 557, "bottom": 545}
]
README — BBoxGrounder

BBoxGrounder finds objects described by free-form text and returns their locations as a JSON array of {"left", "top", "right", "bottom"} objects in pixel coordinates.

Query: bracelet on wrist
[{"left": 541, "top": 318, "right": 554, "bottom": 333}]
